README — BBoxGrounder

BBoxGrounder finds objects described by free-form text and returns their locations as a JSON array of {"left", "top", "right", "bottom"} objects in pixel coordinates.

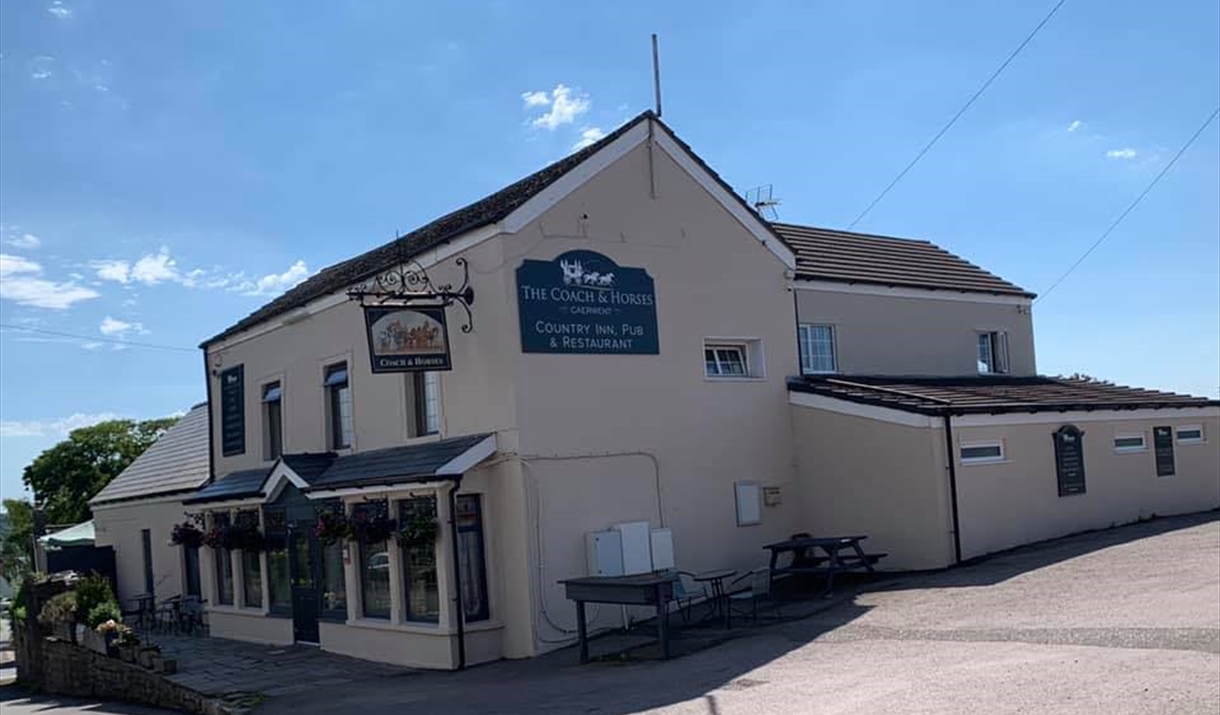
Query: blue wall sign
[{"left": 516, "top": 250, "right": 659, "bottom": 354}]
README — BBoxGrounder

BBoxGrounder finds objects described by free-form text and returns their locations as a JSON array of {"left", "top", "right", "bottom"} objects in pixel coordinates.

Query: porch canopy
[
  {"left": 39, "top": 520, "right": 95, "bottom": 548},
  {"left": 184, "top": 432, "right": 497, "bottom": 506}
]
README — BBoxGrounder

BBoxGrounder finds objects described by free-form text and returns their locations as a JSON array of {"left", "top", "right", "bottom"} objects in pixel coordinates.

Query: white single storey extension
[
  {"left": 91, "top": 403, "right": 210, "bottom": 606},
  {"left": 104, "top": 111, "right": 1217, "bottom": 671}
]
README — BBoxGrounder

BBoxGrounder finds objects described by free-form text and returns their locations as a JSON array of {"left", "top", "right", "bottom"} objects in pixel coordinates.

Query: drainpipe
[
  {"left": 942, "top": 413, "right": 963, "bottom": 565},
  {"left": 447, "top": 478, "right": 466, "bottom": 670},
  {"left": 203, "top": 349, "right": 216, "bottom": 483}
]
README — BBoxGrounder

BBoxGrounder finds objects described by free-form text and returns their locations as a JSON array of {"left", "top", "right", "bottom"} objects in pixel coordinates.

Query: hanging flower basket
[
  {"left": 394, "top": 513, "right": 440, "bottom": 550},
  {"left": 350, "top": 511, "right": 397, "bottom": 544},
  {"left": 169, "top": 522, "right": 204, "bottom": 548},
  {"left": 315, "top": 511, "right": 351, "bottom": 545},
  {"left": 228, "top": 523, "right": 267, "bottom": 552},
  {"left": 201, "top": 527, "right": 227, "bottom": 550}
]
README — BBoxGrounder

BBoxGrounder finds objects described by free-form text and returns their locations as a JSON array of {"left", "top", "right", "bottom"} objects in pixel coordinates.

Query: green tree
[
  {"left": 1, "top": 498, "right": 35, "bottom": 585},
  {"left": 21, "top": 418, "right": 178, "bottom": 525}
]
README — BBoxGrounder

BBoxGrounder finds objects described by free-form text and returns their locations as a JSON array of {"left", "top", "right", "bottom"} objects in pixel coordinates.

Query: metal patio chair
[{"left": 727, "top": 567, "right": 782, "bottom": 626}]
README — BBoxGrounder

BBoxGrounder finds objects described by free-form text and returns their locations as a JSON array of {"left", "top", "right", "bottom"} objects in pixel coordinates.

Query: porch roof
[
  {"left": 183, "top": 467, "right": 270, "bottom": 504},
  {"left": 303, "top": 433, "right": 495, "bottom": 492}
]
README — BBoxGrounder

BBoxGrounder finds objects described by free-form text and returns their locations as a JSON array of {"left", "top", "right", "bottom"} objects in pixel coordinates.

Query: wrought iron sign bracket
[{"left": 346, "top": 249, "right": 475, "bottom": 333}]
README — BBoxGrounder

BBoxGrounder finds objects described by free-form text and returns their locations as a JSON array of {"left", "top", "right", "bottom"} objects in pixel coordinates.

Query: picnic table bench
[{"left": 764, "top": 535, "right": 887, "bottom": 595}]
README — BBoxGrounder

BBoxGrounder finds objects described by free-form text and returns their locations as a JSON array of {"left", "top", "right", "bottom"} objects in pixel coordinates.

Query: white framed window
[
  {"left": 960, "top": 441, "right": 1005, "bottom": 464},
  {"left": 798, "top": 324, "right": 837, "bottom": 374},
  {"left": 324, "top": 363, "right": 353, "bottom": 450},
  {"left": 704, "top": 338, "right": 765, "bottom": 379},
  {"left": 977, "top": 331, "right": 1010, "bottom": 374},
  {"left": 1176, "top": 425, "right": 1205, "bottom": 444},
  {"left": 1113, "top": 433, "right": 1147, "bottom": 452},
  {"left": 413, "top": 371, "right": 441, "bottom": 437}
]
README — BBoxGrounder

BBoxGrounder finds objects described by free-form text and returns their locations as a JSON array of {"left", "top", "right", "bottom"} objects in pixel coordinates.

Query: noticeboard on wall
[
  {"left": 1053, "top": 424, "right": 1086, "bottom": 497},
  {"left": 516, "top": 250, "right": 659, "bottom": 354},
  {"left": 220, "top": 365, "right": 245, "bottom": 456},
  {"left": 1153, "top": 426, "right": 1176, "bottom": 477}
]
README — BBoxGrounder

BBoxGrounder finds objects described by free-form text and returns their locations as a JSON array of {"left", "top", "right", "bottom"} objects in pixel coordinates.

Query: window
[
  {"left": 798, "top": 324, "right": 837, "bottom": 374},
  {"left": 400, "top": 497, "right": 440, "bottom": 623},
  {"left": 456, "top": 494, "right": 490, "bottom": 622},
  {"left": 183, "top": 544, "right": 201, "bottom": 598},
  {"left": 354, "top": 502, "right": 391, "bottom": 619},
  {"left": 141, "top": 528, "right": 155, "bottom": 597},
  {"left": 413, "top": 372, "right": 441, "bottom": 437},
  {"left": 262, "top": 382, "right": 283, "bottom": 461},
  {"left": 241, "top": 550, "right": 263, "bottom": 608},
  {"left": 1113, "top": 433, "right": 1147, "bottom": 452},
  {"left": 705, "top": 345, "right": 747, "bottom": 377},
  {"left": 1176, "top": 425, "right": 1205, "bottom": 444},
  {"left": 325, "top": 363, "right": 353, "bottom": 450},
  {"left": 977, "top": 332, "right": 1010, "bottom": 374},
  {"left": 266, "top": 539, "right": 290, "bottom": 612},
  {"left": 960, "top": 441, "right": 1005, "bottom": 464},
  {"left": 213, "top": 513, "right": 234, "bottom": 605}
]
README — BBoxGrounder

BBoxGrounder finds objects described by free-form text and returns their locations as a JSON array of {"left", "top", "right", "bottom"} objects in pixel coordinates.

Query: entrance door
[{"left": 288, "top": 527, "right": 320, "bottom": 643}]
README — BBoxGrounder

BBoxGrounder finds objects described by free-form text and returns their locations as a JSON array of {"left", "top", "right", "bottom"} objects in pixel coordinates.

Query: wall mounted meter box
[
  {"left": 613, "top": 521, "right": 653, "bottom": 575},
  {"left": 585, "top": 530, "right": 624, "bottom": 577}
]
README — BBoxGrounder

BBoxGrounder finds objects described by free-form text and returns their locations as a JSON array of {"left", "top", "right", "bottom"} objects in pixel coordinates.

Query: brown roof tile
[
  {"left": 772, "top": 223, "right": 1034, "bottom": 298},
  {"left": 789, "top": 375, "right": 1218, "bottom": 415}
]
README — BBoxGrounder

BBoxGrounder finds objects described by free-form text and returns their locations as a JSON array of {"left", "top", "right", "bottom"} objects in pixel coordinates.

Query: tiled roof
[
  {"left": 183, "top": 468, "right": 270, "bottom": 505},
  {"left": 281, "top": 453, "right": 337, "bottom": 483},
  {"left": 789, "top": 375, "right": 1218, "bottom": 416},
  {"left": 90, "top": 404, "right": 210, "bottom": 505},
  {"left": 202, "top": 113, "right": 658, "bottom": 347},
  {"left": 305, "top": 433, "right": 492, "bottom": 491},
  {"left": 772, "top": 223, "right": 1034, "bottom": 298}
]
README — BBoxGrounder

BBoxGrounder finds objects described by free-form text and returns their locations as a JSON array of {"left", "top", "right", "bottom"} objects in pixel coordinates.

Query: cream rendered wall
[
  {"left": 790, "top": 406, "right": 955, "bottom": 570},
  {"left": 794, "top": 288, "right": 1035, "bottom": 376},
  {"left": 92, "top": 499, "right": 189, "bottom": 605},
  {"left": 499, "top": 141, "right": 803, "bottom": 652},
  {"left": 953, "top": 414, "right": 1220, "bottom": 560},
  {"left": 205, "top": 236, "right": 518, "bottom": 479}
]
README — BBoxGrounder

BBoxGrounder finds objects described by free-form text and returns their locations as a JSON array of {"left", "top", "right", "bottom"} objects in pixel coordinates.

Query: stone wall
[{"left": 19, "top": 631, "right": 222, "bottom": 715}]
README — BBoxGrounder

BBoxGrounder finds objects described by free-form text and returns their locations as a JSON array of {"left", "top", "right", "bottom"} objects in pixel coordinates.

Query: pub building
[{"left": 114, "top": 112, "right": 1215, "bottom": 670}]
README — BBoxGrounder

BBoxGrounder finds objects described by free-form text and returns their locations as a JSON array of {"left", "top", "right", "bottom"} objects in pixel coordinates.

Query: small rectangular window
[
  {"left": 263, "top": 381, "right": 283, "bottom": 461},
  {"left": 325, "top": 363, "right": 353, "bottom": 450},
  {"left": 1113, "top": 433, "right": 1147, "bottom": 452},
  {"left": 960, "top": 441, "right": 1005, "bottom": 464},
  {"left": 977, "top": 332, "right": 1009, "bottom": 374},
  {"left": 241, "top": 550, "right": 262, "bottom": 608},
  {"left": 798, "top": 324, "right": 837, "bottom": 374},
  {"left": 1176, "top": 425, "right": 1205, "bottom": 444},
  {"left": 705, "top": 345, "right": 748, "bottom": 377},
  {"left": 354, "top": 502, "right": 391, "bottom": 619},
  {"left": 400, "top": 497, "right": 440, "bottom": 623},
  {"left": 413, "top": 372, "right": 441, "bottom": 437},
  {"left": 213, "top": 513, "right": 234, "bottom": 605}
]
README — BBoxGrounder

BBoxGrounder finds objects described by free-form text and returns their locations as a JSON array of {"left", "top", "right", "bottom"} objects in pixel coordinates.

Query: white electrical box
[
  {"left": 614, "top": 521, "right": 653, "bottom": 575},
  {"left": 585, "top": 530, "right": 624, "bottom": 577},
  {"left": 650, "top": 529, "right": 675, "bottom": 571}
]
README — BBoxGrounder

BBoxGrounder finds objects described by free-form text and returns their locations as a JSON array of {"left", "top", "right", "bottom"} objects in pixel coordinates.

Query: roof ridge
[{"left": 769, "top": 222, "right": 934, "bottom": 246}]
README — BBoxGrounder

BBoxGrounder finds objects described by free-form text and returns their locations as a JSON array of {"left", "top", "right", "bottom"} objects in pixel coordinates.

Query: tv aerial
[{"left": 745, "top": 185, "right": 781, "bottom": 221}]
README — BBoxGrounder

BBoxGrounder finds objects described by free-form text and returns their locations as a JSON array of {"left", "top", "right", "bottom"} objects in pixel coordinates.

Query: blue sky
[{"left": 2, "top": 0, "right": 1217, "bottom": 502}]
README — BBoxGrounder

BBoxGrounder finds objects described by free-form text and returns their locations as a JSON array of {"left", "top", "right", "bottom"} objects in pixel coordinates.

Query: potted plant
[
  {"left": 202, "top": 526, "right": 227, "bottom": 550},
  {"left": 394, "top": 511, "right": 439, "bottom": 550},
  {"left": 350, "top": 510, "right": 396, "bottom": 544},
  {"left": 170, "top": 520, "right": 205, "bottom": 548},
  {"left": 113, "top": 624, "right": 140, "bottom": 663},
  {"left": 95, "top": 619, "right": 123, "bottom": 657},
  {"left": 315, "top": 511, "right": 351, "bottom": 545}
]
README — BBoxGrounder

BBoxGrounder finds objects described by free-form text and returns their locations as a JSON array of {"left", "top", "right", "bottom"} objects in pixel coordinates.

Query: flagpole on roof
[{"left": 651, "top": 34, "right": 662, "bottom": 118}]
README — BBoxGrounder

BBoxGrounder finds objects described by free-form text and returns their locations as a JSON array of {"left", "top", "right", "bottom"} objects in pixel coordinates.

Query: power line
[
  {"left": 0, "top": 323, "right": 198, "bottom": 353},
  {"left": 847, "top": 0, "right": 1068, "bottom": 229},
  {"left": 1036, "top": 106, "right": 1220, "bottom": 305}
]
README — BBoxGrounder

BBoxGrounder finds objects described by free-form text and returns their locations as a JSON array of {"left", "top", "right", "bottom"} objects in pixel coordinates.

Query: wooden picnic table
[
  {"left": 763, "top": 535, "right": 886, "bottom": 595},
  {"left": 559, "top": 572, "right": 677, "bottom": 663}
]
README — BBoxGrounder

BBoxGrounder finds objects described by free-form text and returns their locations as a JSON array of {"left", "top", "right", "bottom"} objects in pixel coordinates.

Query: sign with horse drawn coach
[
  {"left": 516, "top": 250, "right": 659, "bottom": 355},
  {"left": 363, "top": 306, "right": 452, "bottom": 373}
]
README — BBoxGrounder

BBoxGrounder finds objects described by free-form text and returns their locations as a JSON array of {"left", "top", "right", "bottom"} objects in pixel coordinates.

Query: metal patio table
[
  {"left": 559, "top": 572, "right": 677, "bottom": 663},
  {"left": 692, "top": 569, "right": 737, "bottom": 628}
]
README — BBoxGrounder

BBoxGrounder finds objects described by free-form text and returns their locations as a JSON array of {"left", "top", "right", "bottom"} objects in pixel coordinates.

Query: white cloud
[
  {"left": 0, "top": 412, "right": 122, "bottom": 438},
  {"left": 239, "top": 260, "right": 311, "bottom": 296},
  {"left": 1067, "top": 120, "right": 1082, "bottom": 132},
  {"left": 99, "top": 316, "right": 146, "bottom": 337},
  {"left": 0, "top": 253, "right": 99, "bottom": 309},
  {"left": 46, "top": 1, "right": 72, "bottom": 19},
  {"left": 1106, "top": 148, "right": 1137, "bottom": 160},
  {"left": 91, "top": 246, "right": 197, "bottom": 287},
  {"left": 572, "top": 127, "right": 606, "bottom": 151},
  {"left": 523, "top": 84, "right": 590, "bottom": 131},
  {"left": 521, "top": 91, "right": 550, "bottom": 107}
]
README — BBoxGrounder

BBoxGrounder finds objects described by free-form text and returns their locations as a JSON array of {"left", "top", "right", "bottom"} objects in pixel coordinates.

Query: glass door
[{"left": 287, "top": 525, "right": 320, "bottom": 643}]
